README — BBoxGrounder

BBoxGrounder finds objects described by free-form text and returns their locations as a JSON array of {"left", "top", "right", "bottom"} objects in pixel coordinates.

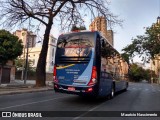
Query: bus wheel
[
  {"left": 124, "top": 82, "right": 128, "bottom": 92},
  {"left": 108, "top": 86, "right": 115, "bottom": 99}
]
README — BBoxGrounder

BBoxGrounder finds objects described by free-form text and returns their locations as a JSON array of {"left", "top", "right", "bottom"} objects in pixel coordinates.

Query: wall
[
  {"left": 89, "top": 16, "right": 114, "bottom": 46},
  {"left": 15, "top": 72, "right": 53, "bottom": 81},
  {"left": 0, "top": 60, "right": 15, "bottom": 84}
]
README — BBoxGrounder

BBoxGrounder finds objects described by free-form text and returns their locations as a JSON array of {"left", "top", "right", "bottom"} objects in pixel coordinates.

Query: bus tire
[
  {"left": 108, "top": 84, "right": 115, "bottom": 99},
  {"left": 124, "top": 82, "right": 128, "bottom": 91}
]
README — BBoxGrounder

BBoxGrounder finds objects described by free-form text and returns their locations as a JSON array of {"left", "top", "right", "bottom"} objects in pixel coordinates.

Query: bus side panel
[
  {"left": 98, "top": 45, "right": 113, "bottom": 97},
  {"left": 98, "top": 77, "right": 112, "bottom": 97},
  {"left": 115, "top": 80, "right": 127, "bottom": 92},
  {"left": 98, "top": 56, "right": 113, "bottom": 97}
]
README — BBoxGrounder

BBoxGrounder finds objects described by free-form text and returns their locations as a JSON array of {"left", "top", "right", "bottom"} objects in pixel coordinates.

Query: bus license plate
[{"left": 68, "top": 87, "right": 75, "bottom": 91}]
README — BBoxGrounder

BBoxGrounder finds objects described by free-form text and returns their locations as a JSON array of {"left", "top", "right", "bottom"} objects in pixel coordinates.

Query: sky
[
  {"left": 52, "top": 0, "right": 160, "bottom": 54},
  {"left": 108, "top": 0, "right": 159, "bottom": 53},
  {"left": 1, "top": 0, "right": 158, "bottom": 64},
  {"left": 106, "top": 0, "right": 160, "bottom": 65}
]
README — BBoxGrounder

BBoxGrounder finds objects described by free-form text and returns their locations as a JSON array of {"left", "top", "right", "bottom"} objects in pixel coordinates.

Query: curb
[{"left": 0, "top": 87, "right": 54, "bottom": 96}]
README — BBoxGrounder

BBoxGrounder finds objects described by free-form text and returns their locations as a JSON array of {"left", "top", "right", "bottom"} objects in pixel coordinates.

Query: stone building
[
  {"left": 89, "top": 16, "right": 114, "bottom": 46},
  {"left": 150, "top": 17, "right": 160, "bottom": 83},
  {"left": 13, "top": 28, "right": 36, "bottom": 48}
]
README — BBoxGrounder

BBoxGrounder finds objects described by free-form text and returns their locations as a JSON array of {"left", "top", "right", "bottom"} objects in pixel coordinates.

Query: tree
[
  {"left": 15, "top": 58, "right": 36, "bottom": 80},
  {"left": 128, "top": 63, "right": 154, "bottom": 82},
  {"left": 122, "top": 22, "right": 160, "bottom": 63},
  {"left": 0, "top": 29, "right": 23, "bottom": 65},
  {"left": 121, "top": 53, "right": 130, "bottom": 64},
  {"left": 0, "top": 0, "right": 122, "bottom": 87},
  {"left": 129, "top": 64, "right": 142, "bottom": 82},
  {"left": 15, "top": 58, "right": 35, "bottom": 72},
  {"left": 143, "top": 69, "right": 156, "bottom": 83}
]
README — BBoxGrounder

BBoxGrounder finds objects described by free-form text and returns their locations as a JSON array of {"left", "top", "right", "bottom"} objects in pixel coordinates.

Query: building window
[
  {"left": 51, "top": 61, "right": 54, "bottom": 66},
  {"left": 52, "top": 39, "right": 55, "bottom": 43},
  {"left": 30, "top": 59, "right": 35, "bottom": 66},
  {"left": 52, "top": 48, "right": 54, "bottom": 57}
]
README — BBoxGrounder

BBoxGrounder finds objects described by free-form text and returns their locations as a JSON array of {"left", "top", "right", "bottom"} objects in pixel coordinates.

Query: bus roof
[
  {"left": 59, "top": 30, "right": 111, "bottom": 45},
  {"left": 59, "top": 30, "right": 116, "bottom": 53},
  {"left": 59, "top": 30, "right": 96, "bottom": 35}
]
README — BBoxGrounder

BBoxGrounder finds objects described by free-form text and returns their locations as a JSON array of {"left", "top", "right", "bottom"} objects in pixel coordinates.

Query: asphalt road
[{"left": 0, "top": 82, "right": 160, "bottom": 120}]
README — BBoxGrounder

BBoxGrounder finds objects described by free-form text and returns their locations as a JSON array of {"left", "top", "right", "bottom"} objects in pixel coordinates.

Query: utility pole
[
  {"left": 24, "top": 36, "right": 29, "bottom": 84},
  {"left": 21, "top": 32, "right": 26, "bottom": 81}
]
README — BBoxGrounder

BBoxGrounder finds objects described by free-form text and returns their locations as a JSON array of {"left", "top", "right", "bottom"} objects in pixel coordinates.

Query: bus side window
[
  {"left": 102, "top": 72, "right": 114, "bottom": 81},
  {"left": 108, "top": 74, "right": 114, "bottom": 80},
  {"left": 101, "top": 38, "right": 105, "bottom": 48},
  {"left": 105, "top": 73, "right": 109, "bottom": 78},
  {"left": 106, "top": 73, "right": 112, "bottom": 79},
  {"left": 102, "top": 40, "right": 105, "bottom": 48}
]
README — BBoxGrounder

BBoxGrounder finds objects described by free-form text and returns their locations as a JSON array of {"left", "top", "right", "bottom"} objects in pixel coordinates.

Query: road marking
[
  {"left": 151, "top": 84, "right": 155, "bottom": 90},
  {"left": 73, "top": 101, "right": 107, "bottom": 120},
  {"left": 145, "top": 89, "right": 149, "bottom": 91},
  {"left": 0, "top": 96, "right": 70, "bottom": 110},
  {"left": 152, "top": 90, "right": 156, "bottom": 92}
]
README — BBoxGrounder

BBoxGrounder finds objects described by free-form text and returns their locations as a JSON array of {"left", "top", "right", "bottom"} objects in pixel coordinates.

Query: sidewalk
[{"left": 0, "top": 80, "right": 54, "bottom": 95}]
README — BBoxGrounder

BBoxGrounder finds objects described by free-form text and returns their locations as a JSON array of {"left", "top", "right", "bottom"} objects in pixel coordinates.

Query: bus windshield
[
  {"left": 57, "top": 33, "right": 94, "bottom": 57},
  {"left": 58, "top": 38, "right": 93, "bottom": 48}
]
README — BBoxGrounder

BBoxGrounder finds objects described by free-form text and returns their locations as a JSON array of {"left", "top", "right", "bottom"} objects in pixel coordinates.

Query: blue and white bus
[{"left": 53, "top": 31, "right": 128, "bottom": 98}]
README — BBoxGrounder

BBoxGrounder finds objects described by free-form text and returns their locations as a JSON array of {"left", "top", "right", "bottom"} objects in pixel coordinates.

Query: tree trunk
[{"left": 36, "top": 19, "right": 53, "bottom": 87}]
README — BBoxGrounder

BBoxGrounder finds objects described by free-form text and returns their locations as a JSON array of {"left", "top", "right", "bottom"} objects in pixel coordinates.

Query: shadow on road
[{"left": 60, "top": 90, "right": 128, "bottom": 106}]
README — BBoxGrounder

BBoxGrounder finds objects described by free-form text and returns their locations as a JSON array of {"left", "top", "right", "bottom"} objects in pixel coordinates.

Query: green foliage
[
  {"left": 129, "top": 64, "right": 142, "bottom": 82},
  {"left": 129, "top": 64, "right": 138, "bottom": 81},
  {"left": 122, "top": 23, "right": 160, "bottom": 63},
  {"left": 121, "top": 53, "right": 130, "bottom": 64},
  {"left": 15, "top": 58, "right": 24, "bottom": 69},
  {"left": 15, "top": 58, "right": 36, "bottom": 72},
  {"left": 0, "top": 29, "right": 23, "bottom": 64},
  {"left": 129, "top": 63, "right": 155, "bottom": 82}
]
